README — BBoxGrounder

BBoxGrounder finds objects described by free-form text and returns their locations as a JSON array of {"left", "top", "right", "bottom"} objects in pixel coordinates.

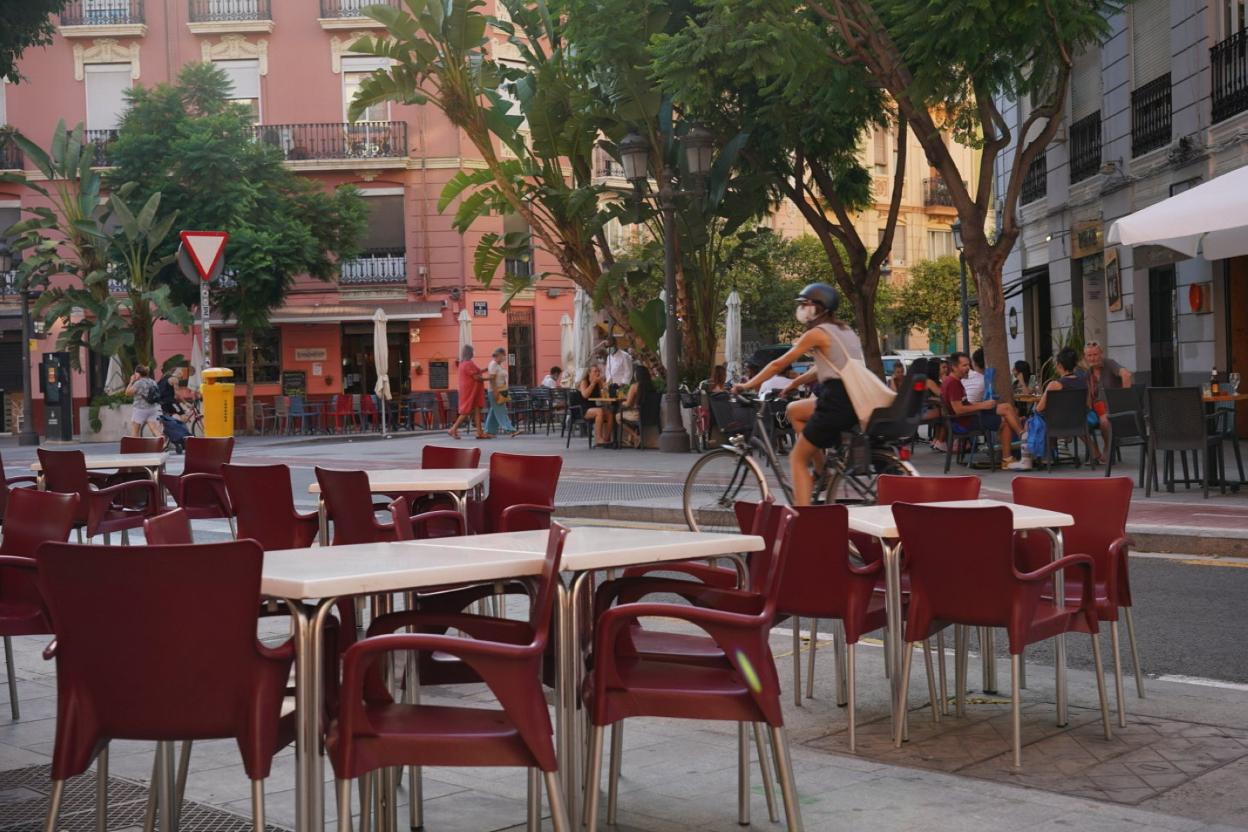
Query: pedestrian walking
[
  {"left": 484, "top": 347, "right": 521, "bottom": 437},
  {"left": 125, "top": 365, "right": 164, "bottom": 438},
  {"left": 447, "top": 345, "right": 490, "bottom": 439}
]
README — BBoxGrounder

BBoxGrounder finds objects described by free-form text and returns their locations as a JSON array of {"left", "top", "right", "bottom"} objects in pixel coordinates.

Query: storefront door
[
  {"left": 1228, "top": 256, "right": 1248, "bottom": 437},
  {"left": 506, "top": 307, "right": 535, "bottom": 387},
  {"left": 1149, "top": 266, "right": 1177, "bottom": 386},
  {"left": 341, "top": 324, "right": 410, "bottom": 396}
]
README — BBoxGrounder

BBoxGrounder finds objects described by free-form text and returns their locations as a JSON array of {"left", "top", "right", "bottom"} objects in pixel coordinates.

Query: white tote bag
[{"left": 824, "top": 325, "right": 896, "bottom": 429}]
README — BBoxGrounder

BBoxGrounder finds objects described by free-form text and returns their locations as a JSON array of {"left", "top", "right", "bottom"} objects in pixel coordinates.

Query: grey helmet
[{"left": 796, "top": 282, "right": 840, "bottom": 312}]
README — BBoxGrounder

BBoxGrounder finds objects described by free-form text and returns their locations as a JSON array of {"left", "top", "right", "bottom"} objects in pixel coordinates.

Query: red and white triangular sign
[{"left": 179, "top": 231, "right": 229, "bottom": 282}]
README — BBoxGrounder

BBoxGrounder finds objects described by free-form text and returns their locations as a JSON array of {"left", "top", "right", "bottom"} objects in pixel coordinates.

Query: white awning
[
  {"left": 1106, "top": 165, "right": 1248, "bottom": 260},
  {"left": 213, "top": 301, "right": 444, "bottom": 325}
]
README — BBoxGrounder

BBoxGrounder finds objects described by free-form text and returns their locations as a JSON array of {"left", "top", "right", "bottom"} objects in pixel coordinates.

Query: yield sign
[{"left": 179, "top": 231, "right": 228, "bottom": 282}]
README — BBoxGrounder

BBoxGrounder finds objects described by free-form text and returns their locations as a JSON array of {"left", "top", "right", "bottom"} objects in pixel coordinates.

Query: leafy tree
[
  {"left": 107, "top": 62, "right": 369, "bottom": 431},
  {"left": 1, "top": 1, "right": 68, "bottom": 83},
  {"left": 893, "top": 256, "right": 978, "bottom": 354},
  {"left": 808, "top": 0, "right": 1119, "bottom": 397}
]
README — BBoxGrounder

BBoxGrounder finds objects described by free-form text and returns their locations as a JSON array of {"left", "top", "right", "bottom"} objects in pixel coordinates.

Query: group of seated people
[{"left": 577, "top": 363, "right": 653, "bottom": 448}]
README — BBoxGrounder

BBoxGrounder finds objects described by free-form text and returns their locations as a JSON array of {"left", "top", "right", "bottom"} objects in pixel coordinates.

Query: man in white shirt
[
  {"left": 605, "top": 348, "right": 633, "bottom": 387},
  {"left": 963, "top": 348, "right": 986, "bottom": 403},
  {"left": 540, "top": 366, "right": 561, "bottom": 388}
]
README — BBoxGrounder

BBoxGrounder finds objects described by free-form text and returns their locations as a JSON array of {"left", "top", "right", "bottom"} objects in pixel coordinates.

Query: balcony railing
[
  {"left": 1069, "top": 111, "right": 1101, "bottom": 183},
  {"left": 923, "top": 176, "right": 956, "bottom": 207},
  {"left": 251, "top": 122, "right": 408, "bottom": 161},
  {"left": 85, "top": 129, "right": 119, "bottom": 166},
  {"left": 189, "top": 0, "right": 271, "bottom": 22},
  {"left": 1131, "top": 73, "right": 1172, "bottom": 157},
  {"left": 1212, "top": 29, "right": 1248, "bottom": 123},
  {"left": 319, "top": 0, "right": 400, "bottom": 17},
  {"left": 340, "top": 249, "right": 406, "bottom": 285},
  {"left": 0, "top": 139, "right": 21, "bottom": 171},
  {"left": 59, "top": 0, "right": 144, "bottom": 26},
  {"left": 505, "top": 256, "right": 533, "bottom": 279},
  {"left": 1020, "top": 152, "right": 1047, "bottom": 204},
  {"left": 598, "top": 159, "right": 625, "bottom": 178}
]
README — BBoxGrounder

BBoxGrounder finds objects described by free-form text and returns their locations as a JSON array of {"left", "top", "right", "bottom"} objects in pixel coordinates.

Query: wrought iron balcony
[
  {"left": 60, "top": 0, "right": 144, "bottom": 26},
  {"left": 1131, "top": 73, "right": 1172, "bottom": 157},
  {"left": 505, "top": 256, "right": 533, "bottom": 279},
  {"left": 251, "top": 122, "right": 408, "bottom": 162},
  {"left": 1020, "top": 153, "right": 1047, "bottom": 204},
  {"left": 598, "top": 159, "right": 625, "bottom": 178},
  {"left": 189, "top": 0, "right": 271, "bottom": 22},
  {"left": 85, "top": 129, "right": 119, "bottom": 167},
  {"left": 319, "top": 0, "right": 399, "bottom": 17},
  {"left": 340, "top": 249, "right": 407, "bottom": 285},
  {"left": 1212, "top": 29, "right": 1248, "bottom": 123},
  {"left": 923, "top": 176, "right": 956, "bottom": 207},
  {"left": 1069, "top": 112, "right": 1101, "bottom": 183}
]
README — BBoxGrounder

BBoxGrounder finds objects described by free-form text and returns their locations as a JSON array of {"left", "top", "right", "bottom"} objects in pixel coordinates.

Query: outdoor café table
[
  {"left": 589, "top": 396, "right": 626, "bottom": 447},
  {"left": 29, "top": 452, "right": 167, "bottom": 492},
  {"left": 262, "top": 526, "right": 764, "bottom": 832},
  {"left": 1202, "top": 392, "right": 1248, "bottom": 491},
  {"left": 306, "top": 467, "right": 488, "bottom": 544},
  {"left": 845, "top": 499, "right": 1075, "bottom": 740}
]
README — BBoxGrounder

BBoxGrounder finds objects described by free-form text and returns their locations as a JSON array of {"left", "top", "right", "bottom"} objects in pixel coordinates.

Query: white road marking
[{"left": 1155, "top": 675, "right": 1248, "bottom": 692}]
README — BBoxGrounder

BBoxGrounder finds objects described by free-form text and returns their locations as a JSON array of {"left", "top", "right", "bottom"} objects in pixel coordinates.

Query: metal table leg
[
  {"left": 285, "top": 597, "right": 336, "bottom": 832},
  {"left": 1042, "top": 527, "right": 1068, "bottom": 726},
  {"left": 318, "top": 498, "right": 329, "bottom": 546},
  {"left": 882, "top": 540, "right": 904, "bottom": 743}
]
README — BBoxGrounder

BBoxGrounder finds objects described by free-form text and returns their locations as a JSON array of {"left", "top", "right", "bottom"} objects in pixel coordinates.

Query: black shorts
[{"left": 802, "top": 379, "right": 857, "bottom": 449}]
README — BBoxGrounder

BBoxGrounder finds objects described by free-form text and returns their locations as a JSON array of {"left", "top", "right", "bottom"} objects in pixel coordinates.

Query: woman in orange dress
[{"left": 448, "top": 345, "right": 491, "bottom": 439}]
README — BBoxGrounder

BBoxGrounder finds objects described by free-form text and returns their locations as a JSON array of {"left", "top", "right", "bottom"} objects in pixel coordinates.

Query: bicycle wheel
[
  {"left": 190, "top": 414, "right": 204, "bottom": 437},
  {"left": 683, "top": 449, "right": 769, "bottom": 532},
  {"left": 824, "top": 448, "right": 917, "bottom": 505}
]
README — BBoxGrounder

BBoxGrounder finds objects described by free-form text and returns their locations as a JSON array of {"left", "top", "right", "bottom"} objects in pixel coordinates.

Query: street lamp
[
  {"left": 951, "top": 218, "right": 970, "bottom": 353},
  {"left": 0, "top": 241, "right": 38, "bottom": 446},
  {"left": 619, "top": 125, "right": 715, "bottom": 453}
]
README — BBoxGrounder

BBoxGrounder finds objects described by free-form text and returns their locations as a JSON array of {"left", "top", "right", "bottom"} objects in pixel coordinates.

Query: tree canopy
[{"left": 0, "top": 1, "right": 67, "bottom": 83}]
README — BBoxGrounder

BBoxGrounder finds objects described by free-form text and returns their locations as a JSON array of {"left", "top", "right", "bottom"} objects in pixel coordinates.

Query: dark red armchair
[
  {"left": 143, "top": 508, "right": 193, "bottom": 545},
  {"left": 224, "top": 464, "right": 319, "bottom": 551},
  {"left": 316, "top": 467, "right": 403, "bottom": 545},
  {"left": 0, "top": 488, "right": 78, "bottom": 720},
  {"left": 892, "top": 502, "right": 1113, "bottom": 766},
  {"left": 162, "top": 437, "right": 234, "bottom": 530},
  {"left": 0, "top": 449, "right": 38, "bottom": 526},
  {"left": 38, "top": 449, "right": 160, "bottom": 542},
  {"left": 471, "top": 452, "right": 561, "bottom": 534}
]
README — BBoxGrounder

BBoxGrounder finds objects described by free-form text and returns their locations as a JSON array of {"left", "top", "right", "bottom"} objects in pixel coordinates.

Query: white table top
[
  {"left": 261, "top": 527, "right": 763, "bottom": 599},
  {"left": 30, "top": 453, "right": 167, "bottom": 472},
  {"left": 306, "top": 468, "right": 488, "bottom": 494},
  {"left": 846, "top": 498, "right": 1074, "bottom": 539}
]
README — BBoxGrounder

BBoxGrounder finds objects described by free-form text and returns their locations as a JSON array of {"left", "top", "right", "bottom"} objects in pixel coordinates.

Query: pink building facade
[{"left": 0, "top": 0, "right": 574, "bottom": 431}]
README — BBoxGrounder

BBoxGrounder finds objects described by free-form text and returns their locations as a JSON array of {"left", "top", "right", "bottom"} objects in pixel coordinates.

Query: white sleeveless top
[{"left": 810, "top": 323, "right": 864, "bottom": 382}]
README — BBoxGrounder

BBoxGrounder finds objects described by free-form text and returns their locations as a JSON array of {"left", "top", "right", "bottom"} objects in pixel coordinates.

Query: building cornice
[
  {"left": 188, "top": 20, "right": 275, "bottom": 36},
  {"left": 59, "top": 24, "right": 147, "bottom": 39}
]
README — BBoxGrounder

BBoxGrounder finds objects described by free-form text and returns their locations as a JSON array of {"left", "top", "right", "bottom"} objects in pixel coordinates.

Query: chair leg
[
  {"left": 583, "top": 725, "right": 605, "bottom": 831},
  {"left": 955, "top": 626, "right": 968, "bottom": 719},
  {"left": 175, "top": 741, "right": 191, "bottom": 807},
  {"left": 358, "top": 771, "right": 372, "bottom": 832},
  {"left": 805, "top": 619, "right": 818, "bottom": 700},
  {"left": 1010, "top": 654, "right": 1022, "bottom": 768},
  {"left": 337, "top": 778, "right": 353, "bottom": 832},
  {"left": 142, "top": 753, "right": 158, "bottom": 832},
  {"left": 936, "top": 630, "right": 948, "bottom": 716},
  {"left": 407, "top": 764, "right": 422, "bottom": 830},
  {"left": 894, "top": 642, "right": 914, "bottom": 748},
  {"left": 751, "top": 722, "right": 779, "bottom": 823},
  {"left": 1110, "top": 620, "right": 1127, "bottom": 728},
  {"left": 250, "top": 779, "right": 265, "bottom": 832},
  {"left": 737, "top": 723, "right": 750, "bottom": 827},
  {"left": 832, "top": 621, "right": 847, "bottom": 706},
  {"left": 5, "top": 636, "right": 19, "bottom": 720},
  {"left": 96, "top": 745, "right": 108, "bottom": 832},
  {"left": 768, "top": 726, "right": 804, "bottom": 832},
  {"left": 792, "top": 619, "right": 802, "bottom": 707},
  {"left": 922, "top": 640, "right": 940, "bottom": 723},
  {"left": 606, "top": 723, "right": 622, "bottom": 826},
  {"left": 1124, "top": 607, "right": 1146, "bottom": 698},
  {"left": 1018, "top": 646, "right": 1026, "bottom": 690},
  {"left": 542, "top": 770, "right": 571, "bottom": 832},
  {"left": 847, "top": 643, "right": 858, "bottom": 752},
  {"left": 526, "top": 768, "right": 540, "bottom": 832},
  {"left": 44, "top": 779, "right": 65, "bottom": 832},
  {"left": 1090, "top": 632, "right": 1113, "bottom": 741},
  {"left": 157, "top": 741, "right": 178, "bottom": 832}
]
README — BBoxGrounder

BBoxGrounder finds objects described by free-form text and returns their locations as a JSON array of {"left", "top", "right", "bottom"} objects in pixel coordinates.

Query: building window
[
  {"left": 927, "top": 229, "right": 954, "bottom": 260},
  {"left": 215, "top": 328, "right": 281, "bottom": 383},
  {"left": 340, "top": 192, "right": 406, "bottom": 285},
  {"left": 342, "top": 56, "right": 389, "bottom": 122},
  {"left": 1130, "top": 0, "right": 1171, "bottom": 155},
  {"left": 1221, "top": 0, "right": 1246, "bottom": 38},
  {"left": 872, "top": 126, "right": 888, "bottom": 172},
  {"left": 84, "top": 63, "right": 132, "bottom": 131},
  {"left": 214, "top": 59, "right": 261, "bottom": 123},
  {"left": 1212, "top": 4, "right": 1248, "bottom": 122},
  {"left": 1070, "top": 47, "right": 1101, "bottom": 125}
]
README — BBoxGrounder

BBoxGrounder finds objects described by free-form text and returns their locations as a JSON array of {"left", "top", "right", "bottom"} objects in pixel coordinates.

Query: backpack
[
  {"left": 1025, "top": 411, "right": 1047, "bottom": 458},
  {"left": 138, "top": 379, "right": 161, "bottom": 406}
]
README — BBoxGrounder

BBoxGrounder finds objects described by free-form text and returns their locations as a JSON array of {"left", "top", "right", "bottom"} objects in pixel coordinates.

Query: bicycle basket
[
  {"left": 848, "top": 433, "right": 872, "bottom": 473},
  {"left": 679, "top": 390, "right": 701, "bottom": 409},
  {"left": 707, "top": 392, "right": 754, "bottom": 438}
]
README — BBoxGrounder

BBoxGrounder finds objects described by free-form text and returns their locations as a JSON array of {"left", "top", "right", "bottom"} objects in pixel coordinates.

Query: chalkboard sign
[
  {"left": 429, "top": 361, "right": 450, "bottom": 390},
  {"left": 281, "top": 370, "right": 307, "bottom": 396}
]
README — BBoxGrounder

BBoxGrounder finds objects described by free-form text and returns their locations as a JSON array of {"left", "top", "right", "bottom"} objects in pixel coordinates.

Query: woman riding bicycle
[{"left": 733, "top": 282, "right": 862, "bottom": 505}]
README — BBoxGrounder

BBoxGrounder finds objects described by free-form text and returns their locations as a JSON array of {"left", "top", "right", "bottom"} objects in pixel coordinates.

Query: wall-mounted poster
[
  {"left": 295, "top": 347, "right": 328, "bottom": 361},
  {"left": 429, "top": 361, "right": 450, "bottom": 390},
  {"left": 1105, "top": 248, "right": 1122, "bottom": 312},
  {"left": 221, "top": 336, "right": 239, "bottom": 355}
]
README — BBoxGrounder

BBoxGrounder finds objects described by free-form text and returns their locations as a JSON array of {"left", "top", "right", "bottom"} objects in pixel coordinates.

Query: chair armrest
[
  {"left": 173, "top": 473, "right": 231, "bottom": 514},
  {"left": 368, "top": 610, "right": 532, "bottom": 644},
  {"left": 620, "top": 561, "right": 738, "bottom": 588},
  {"left": 0, "top": 556, "right": 37, "bottom": 571},
  {"left": 42, "top": 639, "right": 57, "bottom": 661},
  {"left": 1017, "top": 554, "right": 1096, "bottom": 611},
  {"left": 5, "top": 475, "right": 38, "bottom": 488},
  {"left": 256, "top": 638, "right": 295, "bottom": 664},
  {"left": 87, "top": 479, "right": 160, "bottom": 529},
  {"left": 409, "top": 509, "right": 466, "bottom": 538},
  {"left": 594, "top": 577, "right": 762, "bottom": 621},
  {"left": 499, "top": 503, "right": 556, "bottom": 531}
]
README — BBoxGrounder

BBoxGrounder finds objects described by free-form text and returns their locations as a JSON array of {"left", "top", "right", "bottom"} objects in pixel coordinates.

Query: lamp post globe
[{"left": 619, "top": 132, "right": 650, "bottom": 184}]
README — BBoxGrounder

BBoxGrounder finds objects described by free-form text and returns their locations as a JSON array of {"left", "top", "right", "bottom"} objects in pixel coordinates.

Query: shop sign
[
  {"left": 1071, "top": 220, "right": 1104, "bottom": 259},
  {"left": 473, "top": 301, "right": 488, "bottom": 317},
  {"left": 295, "top": 347, "right": 328, "bottom": 361}
]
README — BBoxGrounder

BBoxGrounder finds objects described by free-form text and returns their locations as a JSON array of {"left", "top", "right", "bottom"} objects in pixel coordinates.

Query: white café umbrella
[
  {"left": 188, "top": 333, "right": 203, "bottom": 391},
  {"left": 372, "top": 307, "right": 391, "bottom": 435},
  {"left": 103, "top": 354, "right": 126, "bottom": 395},
  {"left": 559, "top": 313, "right": 573, "bottom": 381},
  {"left": 458, "top": 308, "right": 473, "bottom": 356},
  {"left": 571, "top": 287, "right": 594, "bottom": 384},
  {"left": 1107, "top": 164, "right": 1248, "bottom": 259},
  {"left": 724, "top": 289, "right": 742, "bottom": 383}
]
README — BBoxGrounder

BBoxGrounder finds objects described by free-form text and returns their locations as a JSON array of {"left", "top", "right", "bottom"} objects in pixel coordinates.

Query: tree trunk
[
  {"left": 973, "top": 256, "right": 1013, "bottom": 405},
  {"left": 244, "top": 330, "right": 256, "bottom": 436},
  {"left": 849, "top": 278, "right": 884, "bottom": 375}
]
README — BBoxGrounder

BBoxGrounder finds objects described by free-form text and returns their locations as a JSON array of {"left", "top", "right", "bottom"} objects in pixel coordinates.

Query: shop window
[{"left": 215, "top": 328, "right": 281, "bottom": 383}]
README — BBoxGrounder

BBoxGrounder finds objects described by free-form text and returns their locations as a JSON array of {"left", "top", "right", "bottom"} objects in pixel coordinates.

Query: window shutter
[
  {"left": 1070, "top": 48, "right": 1101, "bottom": 120},
  {"left": 1132, "top": 0, "right": 1170, "bottom": 86},
  {"left": 873, "top": 127, "right": 888, "bottom": 167},
  {"left": 893, "top": 224, "right": 907, "bottom": 265},
  {"left": 214, "top": 59, "right": 260, "bottom": 101},
  {"left": 84, "top": 64, "right": 131, "bottom": 130}
]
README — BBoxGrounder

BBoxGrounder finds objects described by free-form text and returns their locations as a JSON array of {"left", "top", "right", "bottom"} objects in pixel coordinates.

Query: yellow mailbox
[{"left": 200, "top": 367, "right": 235, "bottom": 438}]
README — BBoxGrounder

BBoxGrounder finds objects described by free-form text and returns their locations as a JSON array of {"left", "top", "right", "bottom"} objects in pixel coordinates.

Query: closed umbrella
[
  {"left": 559, "top": 313, "right": 573, "bottom": 379},
  {"left": 104, "top": 354, "right": 126, "bottom": 395},
  {"left": 372, "top": 307, "right": 391, "bottom": 435},
  {"left": 458, "top": 308, "right": 473, "bottom": 356},
  {"left": 724, "top": 290, "right": 742, "bottom": 383},
  {"left": 188, "top": 334, "right": 203, "bottom": 391},
  {"left": 571, "top": 288, "right": 594, "bottom": 385}
]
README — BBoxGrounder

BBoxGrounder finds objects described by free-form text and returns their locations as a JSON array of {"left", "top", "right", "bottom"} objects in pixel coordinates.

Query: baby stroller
[{"left": 158, "top": 414, "right": 190, "bottom": 454}]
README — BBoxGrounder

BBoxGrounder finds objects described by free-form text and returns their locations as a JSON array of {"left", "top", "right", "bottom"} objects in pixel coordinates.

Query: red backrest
[
  {"left": 529, "top": 524, "right": 570, "bottom": 647},
  {"left": 0, "top": 489, "right": 79, "bottom": 612},
  {"left": 316, "top": 467, "right": 392, "bottom": 545},
  {"left": 223, "top": 464, "right": 317, "bottom": 551},
  {"left": 334, "top": 395, "right": 353, "bottom": 417},
  {"left": 143, "top": 509, "right": 193, "bottom": 545},
  {"left": 36, "top": 540, "right": 286, "bottom": 778},
  {"left": 360, "top": 395, "right": 378, "bottom": 416},
  {"left": 37, "top": 450, "right": 91, "bottom": 521},
  {"left": 893, "top": 503, "right": 1023, "bottom": 638},
  {"left": 1011, "top": 476, "right": 1133, "bottom": 592},
  {"left": 482, "top": 452, "right": 562, "bottom": 533},
  {"left": 120, "top": 436, "right": 167, "bottom": 454},
  {"left": 877, "top": 474, "right": 981, "bottom": 505},
  {"left": 421, "top": 445, "right": 480, "bottom": 469},
  {"left": 183, "top": 437, "right": 234, "bottom": 476}
]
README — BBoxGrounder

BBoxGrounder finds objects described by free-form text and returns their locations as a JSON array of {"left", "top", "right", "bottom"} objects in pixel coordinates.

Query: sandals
[{"left": 448, "top": 428, "right": 460, "bottom": 439}]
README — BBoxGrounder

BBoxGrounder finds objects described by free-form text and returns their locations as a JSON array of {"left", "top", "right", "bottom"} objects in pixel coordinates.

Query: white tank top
[{"left": 810, "top": 323, "right": 864, "bottom": 382}]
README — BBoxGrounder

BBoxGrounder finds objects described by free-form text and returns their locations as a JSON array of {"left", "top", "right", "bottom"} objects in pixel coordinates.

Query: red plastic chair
[
  {"left": 330, "top": 395, "right": 357, "bottom": 434},
  {"left": 162, "top": 437, "right": 234, "bottom": 529},
  {"left": 383, "top": 445, "right": 482, "bottom": 521},
  {"left": 1012, "top": 476, "right": 1141, "bottom": 726},
  {"left": 359, "top": 394, "right": 380, "bottom": 432},
  {"left": 892, "top": 502, "right": 1113, "bottom": 766},
  {"left": 0, "top": 488, "right": 78, "bottom": 719},
  {"left": 316, "top": 468, "right": 402, "bottom": 545},
  {"left": 0, "top": 449, "right": 38, "bottom": 525},
  {"left": 326, "top": 525, "right": 572, "bottom": 832},
  {"left": 473, "top": 452, "right": 561, "bottom": 534},
  {"left": 38, "top": 449, "right": 160, "bottom": 542},
  {"left": 583, "top": 505, "right": 804, "bottom": 831},
  {"left": 143, "top": 508, "right": 193, "bottom": 545},
  {"left": 223, "top": 464, "right": 320, "bottom": 551},
  {"left": 36, "top": 539, "right": 294, "bottom": 832},
  {"left": 92, "top": 436, "right": 169, "bottom": 510}
]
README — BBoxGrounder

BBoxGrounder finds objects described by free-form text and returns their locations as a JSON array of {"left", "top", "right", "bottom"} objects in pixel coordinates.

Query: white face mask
[{"left": 795, "top": 304, "right": 819, "bottom": 324}]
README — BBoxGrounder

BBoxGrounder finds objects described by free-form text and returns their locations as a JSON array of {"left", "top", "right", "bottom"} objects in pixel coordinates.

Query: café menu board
[
  {"left": 429, "top": 360, "right": 449, "bottom": 390},
  {"left": 281, "top": 370, "right": 307, "bottom": 396}
]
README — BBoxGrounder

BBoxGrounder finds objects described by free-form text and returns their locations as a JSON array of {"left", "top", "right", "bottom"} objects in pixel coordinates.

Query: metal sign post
[{"left": 176, "top": 231, "right": 228, "bottom": 374}]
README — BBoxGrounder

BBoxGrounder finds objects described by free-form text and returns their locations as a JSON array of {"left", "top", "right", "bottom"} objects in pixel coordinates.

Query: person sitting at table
[
  {"left": 964, "top": 349, "right": 988, "bottom": 403},
  {"left": 540, "top": 366, "right": 562, "bottom": 388},
  {"left": 887, "top": 363, "right": 906, "bottom": 392},
  {"left": 922, "top": 356, "right": 947, "bottom": 452},
  {"left": 619, "top": 365, "right": 654, "bottom": 448},
  {"left": 1036, "top": 346, "right": 1101, "bottom": 463},
  {"left": 1083, "top": 342, "right": 1131, "bottom": 464},
  {"left": 579, "top": 365, "right": 616, "bottom": 447},
  {"left": 942, "top": 351, "right": 1030, "bottom": 470},
  {"left": 1013, "top": 360, "right": 1033, "bottom": 394},
  {"left": 707, "top": 364, "right": 728, "bottom": 394}
]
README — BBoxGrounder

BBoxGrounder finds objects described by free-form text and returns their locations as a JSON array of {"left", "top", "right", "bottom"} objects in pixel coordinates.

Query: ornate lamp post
[
  {"left": 0, "top": 241, "right": 38, "bottom": 446},
  {"left": 619, "top": 125, "right": 716, "bottom": 453}
]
